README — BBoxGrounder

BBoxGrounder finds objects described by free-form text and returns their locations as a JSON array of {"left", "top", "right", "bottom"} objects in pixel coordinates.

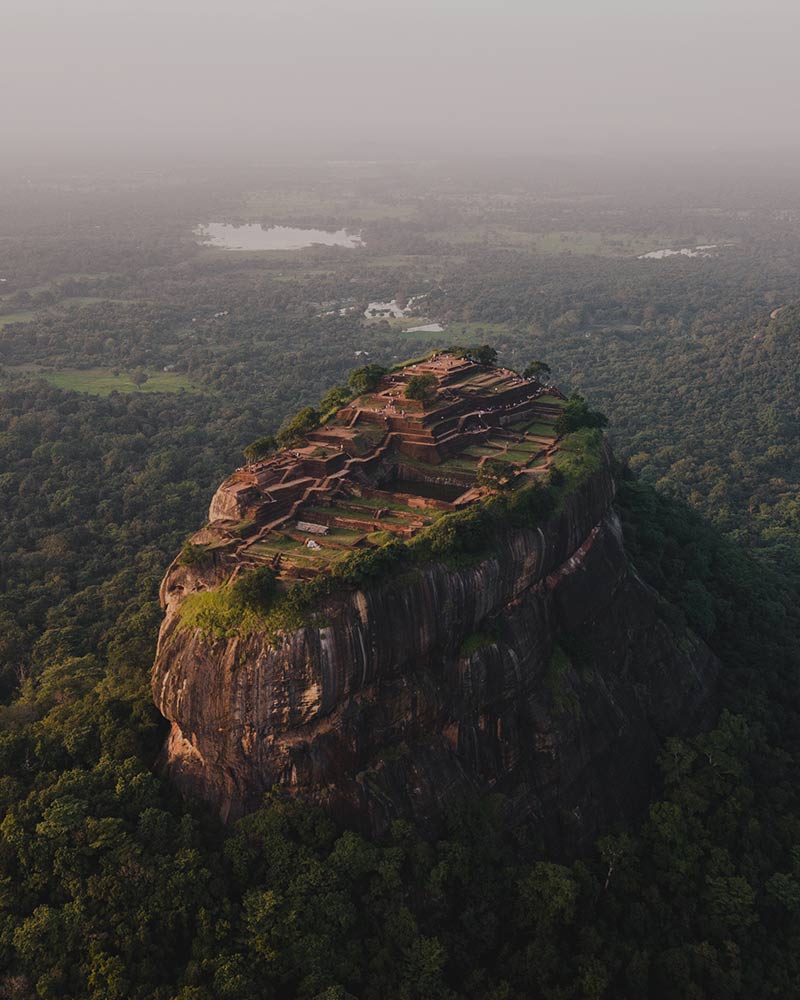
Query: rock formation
[{"left": 152, "top": 355, "right": 718, "bottom": 853}]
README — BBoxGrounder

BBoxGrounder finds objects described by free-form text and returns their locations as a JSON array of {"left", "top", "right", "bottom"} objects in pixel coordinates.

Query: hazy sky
[{"left": 4, "top": 0, "right": 800, "bottom": 162}]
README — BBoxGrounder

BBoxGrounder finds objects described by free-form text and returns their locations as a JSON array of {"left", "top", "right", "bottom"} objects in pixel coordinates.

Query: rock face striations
[{"left": 152, "top": 354, "right": 718, "bottom": 853}]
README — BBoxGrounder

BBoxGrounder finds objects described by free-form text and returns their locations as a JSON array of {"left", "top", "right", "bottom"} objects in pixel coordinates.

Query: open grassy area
[
  {"left": 521, "top": 421, "right": 558, "bottom": 437},
  {"left": 305, "top": 496, "right": 424, "bottom": 516},
  {"left": 323, "top": 527, "right": 371, "bottom": 544},
  {"left": 438, "top": 456, "right": 480, "bottom": 475},
  {"left": 249, "top": 538, "right": 328, "bottom": 568},
  {"left": 0, "top": 311, "right": 35, "bottom": 328},
  {"left": 550, "top": 428, "right": 604, "bottom": 488},
  {"left": 505, "top": 448, "right": 539, "bottom": 463},
  {"left": 507, "top": 437, "right": 546, "bottom": 453},
  {"left": 38, "top": 368, "right": 200, "bottom": 396}
]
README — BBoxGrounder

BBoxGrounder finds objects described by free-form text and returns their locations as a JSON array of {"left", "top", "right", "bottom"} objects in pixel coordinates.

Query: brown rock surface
[{"left": 152, "top": 443, "right": 718, "bottom": 853}]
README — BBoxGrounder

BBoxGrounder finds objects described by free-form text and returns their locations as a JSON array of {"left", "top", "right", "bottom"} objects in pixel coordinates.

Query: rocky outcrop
[{"left": 152, "top": 446, "right": 718, "bottom": 853}]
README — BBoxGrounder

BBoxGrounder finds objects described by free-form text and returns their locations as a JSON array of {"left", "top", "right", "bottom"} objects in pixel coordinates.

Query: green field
[
  {"left": 522, "top": 421, "right": 558, "bottom": 437},
  {"left": 0, "top": 311, "right": 35, "bottom": 328},
  {"left": 38, "top": 368, "right": 200, "bottom": 396}
]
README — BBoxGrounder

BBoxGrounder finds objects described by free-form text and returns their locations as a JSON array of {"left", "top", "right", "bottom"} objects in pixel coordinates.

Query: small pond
[
  {"left": 194, "top": 223, "right": 364, "bottom": 250},
  {"left": 638, "top": 244, "right": 717, "bottom": 260},
  {"left": 406, "top": 323, "right": 445, "bottom": 333}
]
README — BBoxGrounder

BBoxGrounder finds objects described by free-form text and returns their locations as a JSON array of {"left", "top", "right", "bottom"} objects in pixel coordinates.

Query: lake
[
  {"left": 406, "top": 322, "right": 445, "bottom": 333},
  {"left": 194, "top": 223, "right": 364, "bottom": 251},
  {"left": 638, "top": 245, "right": 717, "bottom": 260}
]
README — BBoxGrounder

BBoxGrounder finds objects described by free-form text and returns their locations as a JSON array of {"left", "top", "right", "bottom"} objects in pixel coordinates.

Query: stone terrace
[{"left": 204, "top": 354, "right": 566, "bottom": 581}]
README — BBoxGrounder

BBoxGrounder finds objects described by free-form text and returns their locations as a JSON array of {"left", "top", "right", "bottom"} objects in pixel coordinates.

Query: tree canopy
[
  {"left": 555, "top": 395, "right": 609, "bottom": 435},
  {"left": 243, "top": 434, "right": 277, "bottom": 463},
  {"left": 348, "top": 364, "right": 387, "bottom": 395},
  {"left": 405, "top": 372, "right": 438, "bottom": 401},
  {"left": 276, "top": 406, "right": 320, "bottom": 447},
  {"left": 523, "top": 359, "right": 551, "bottom": 380},
  {"left": 463, "top": 344, "right": 498, "bottom": 366}
]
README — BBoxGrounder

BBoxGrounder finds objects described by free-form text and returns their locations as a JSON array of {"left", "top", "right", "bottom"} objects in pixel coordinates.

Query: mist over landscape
[
  {"left": 1, "top": 3, "right": 800, "bottom": 999},
  {"left": 4, "top": 0, "right": 800, "bottom": 163}
]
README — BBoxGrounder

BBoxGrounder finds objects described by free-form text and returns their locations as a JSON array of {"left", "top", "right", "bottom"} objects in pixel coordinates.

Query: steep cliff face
[{"left": 153, "top": 446, "right": 718, "bottom": 852}]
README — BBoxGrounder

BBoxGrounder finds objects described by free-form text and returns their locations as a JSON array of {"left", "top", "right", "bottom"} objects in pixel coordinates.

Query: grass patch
[
  {"left": 550, "top": 428, "right": 604, "bottom": 492},
  {"left": 505, "top": 449, "right": 539, "bottom": 464},
  {"left": 503, "top": 438, "right": 544, "bottom": 453},
  {"left": 367, "top": 530, "right": 395, "bottom": 546},
  {"left": 38, "top": 368, "right": 200, "bottom": 396},
  {"left": 522, "top": 421, "right": 559, "bottom": 437},
  {"left": 322, "top": 495, "right": 421, "bottom": 514},
  {"left": 483, "top": 436, "right": 515, "bottom": 451},
  {"left": 180, "top": 585, "right": 270, "bottom": 639},
  {"left": 389, "top": 349, "right": 441, "bottom": 372},
  {"left": 0, "top": 311, "right": 35, "bottom": 328},
  {"left": 322, "top": 527, "right": 368, "bottom": 544}
]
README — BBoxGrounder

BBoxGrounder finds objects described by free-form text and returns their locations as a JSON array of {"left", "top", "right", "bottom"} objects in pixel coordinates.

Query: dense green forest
[
  {"left": 1, "top": 162, "right": 799, "bottom": 998},
  {"left": 2, "top": 443, "right": 799, "bottom": 999}
]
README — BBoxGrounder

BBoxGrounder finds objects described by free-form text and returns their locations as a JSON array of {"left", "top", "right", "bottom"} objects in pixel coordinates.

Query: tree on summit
[
  {"left": 319, "top": 385, "right": 353, "bottom": 414},
  {"left": 230, "top": 566, "right": 278, "bottom": 613},
  {"left": 277, "top": 406, "right": 320, "bottom": 447},
  {"left": 243, "top": 435, "right": 277, "bottom": 464},
  {"left": 349, "top": 364, "right": 387, "bottom": 395},
  {"left": 524, "top": 360, "right": 551, "bottom": 380},
  {"left": 464, "top": 344, "right": 498, "bottom": 367},
  {"left": 555, "top": 395, "right": 608, "bottom": 434},
  {"left": 406, "top": 373, "right": 438, "bottom": 402}
]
